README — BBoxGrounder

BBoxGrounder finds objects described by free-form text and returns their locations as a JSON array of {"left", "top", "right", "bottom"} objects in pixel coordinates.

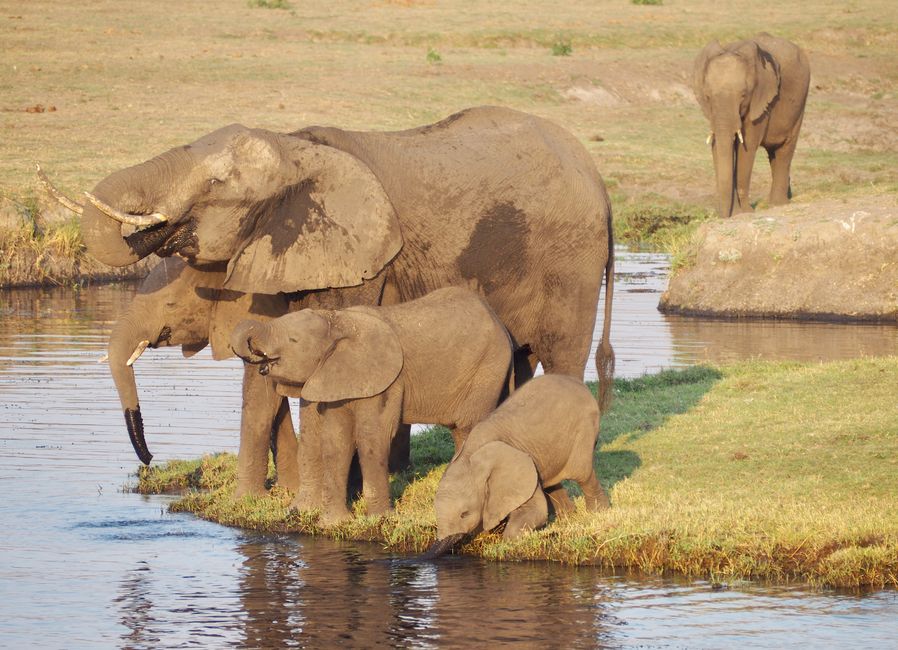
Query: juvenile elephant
[
  {"left": 693, "top": 33, "right": 810, "bottom": 217},
  {"left": 230, "top": 286, "right": 513, "bottom": 524},
  {"left": 426, "top": 374, "right": 608, "bottom": 557},
  {"left": 65, "top": 105, "right": 615, "bottom": 497},
  {"left": 106, "top": 256, "right": 299, "bottom": 490}
]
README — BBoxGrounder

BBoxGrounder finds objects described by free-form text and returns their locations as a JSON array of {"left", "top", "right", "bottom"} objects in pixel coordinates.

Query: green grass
[
  {"left": 247, "top": 0, "right": 292, "bottom": 9},
  {"left": 138, "top": 359, "right": 898, "bottom": 588}
]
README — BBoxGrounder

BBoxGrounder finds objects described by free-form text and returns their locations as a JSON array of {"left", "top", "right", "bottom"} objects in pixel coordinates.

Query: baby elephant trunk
[{"left": 421, "top": 533, "right": 466, "bottom": 560}]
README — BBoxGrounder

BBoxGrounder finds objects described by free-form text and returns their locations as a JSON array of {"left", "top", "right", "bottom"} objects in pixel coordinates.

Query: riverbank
[{"left": 137, "top": 359, "right": 898, "bottom": 589}]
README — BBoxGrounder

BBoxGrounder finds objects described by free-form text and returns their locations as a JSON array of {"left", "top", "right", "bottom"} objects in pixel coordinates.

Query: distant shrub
[
  {"left": 551, "top": 40, "right": 572, "bottom": 56},
  {"left": 632, "top": 0, "right": 663, "bottom": 5},
  {"left": 247, "top": 0, "right": 292, "bottom": 8},
  {"left": 426, "top": 47, "right": 442, "bottom": 64}
]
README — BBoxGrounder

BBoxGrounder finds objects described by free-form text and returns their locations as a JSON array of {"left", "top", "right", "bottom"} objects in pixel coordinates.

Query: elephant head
[
  {"left": 692, "top": 39, "right": 781, "bottom": 217},
  {"left": 108, "top": 257, "right": 287, "bottom": 464},
  {"left": 229, "top": 308, "right": 403, "bottom": 402},
  {"left": 424, "top": 441, "right": 541, "bottom": 558},
  {"left": 79, "top": 125, "right": 402, "bottom": 294}
]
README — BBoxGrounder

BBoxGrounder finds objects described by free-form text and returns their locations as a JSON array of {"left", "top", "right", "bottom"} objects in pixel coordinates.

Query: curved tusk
[
  {"left": 35, "top": 163, "right": 84, "bottom": 215},
  {"left": 126, "top": 340, "right": 151, "bottom": 366},
  {"left": 82, "top": 192, "right": 170, "bottom": 228},
  {"left": 706, "top": 132, "right": 714, "bottom": 145},
  {"left": 737, "top": 130, "right": 744, "bottom": 145},
  {"left": 97, "top": 353, "right": 108, "bottom": 364}
]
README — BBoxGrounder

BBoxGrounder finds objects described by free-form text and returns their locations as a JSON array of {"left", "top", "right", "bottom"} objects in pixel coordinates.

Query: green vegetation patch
[{"left": 138, "top": 359, "right": 898, "bottom": 588}]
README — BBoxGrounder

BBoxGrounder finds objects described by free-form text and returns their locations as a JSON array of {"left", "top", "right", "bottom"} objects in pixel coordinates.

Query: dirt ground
[{"left": 1, "top": 0, "right": 896, "bottom": 223}]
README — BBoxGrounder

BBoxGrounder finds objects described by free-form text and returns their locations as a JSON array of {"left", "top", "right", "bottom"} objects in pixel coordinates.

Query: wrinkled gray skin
[
  {"left": 693, "top": 33, "right": 810, "bottom": 218},
  {"left": 230, "top": 287, "right": 512, "bottom": 525},
  {"left": 79, "top": 106, "right": 615, "bottom": 498},
  {"left": 108, "top": 257, "right": 298, "bottom": 490},
  {"left": 426, "top": 374, "right": 609, "bottom": 557}
]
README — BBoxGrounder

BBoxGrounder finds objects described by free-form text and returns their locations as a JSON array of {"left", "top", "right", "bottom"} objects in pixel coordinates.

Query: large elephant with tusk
[
  {"left": 693, "top": 33, "right": 810, "bottom": 218},
  {"left": 45, "top": 106, "right": 616, "bottom": 498},
  {"left": 104, "top": 256, "right": 299, "bottom": 489}
]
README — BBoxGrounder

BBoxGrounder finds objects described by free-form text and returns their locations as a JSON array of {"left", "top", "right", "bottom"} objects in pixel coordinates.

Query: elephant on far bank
[
  {"left": 693, "top": 33, "right": 810, "bottom": 217},
  {"left": 426, "top": 374, "right": 609, "bottom": 558},
  {"left": 106, "top": 256, "right": 299, "bottom": 490},
  {"left": 230, "top": 286, "right": 512, "bottom": 525}
]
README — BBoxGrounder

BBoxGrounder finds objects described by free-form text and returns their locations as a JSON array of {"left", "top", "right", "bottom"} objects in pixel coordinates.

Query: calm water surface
[{"left": 2, "top": 250, "right": 897, "bottom": 647}]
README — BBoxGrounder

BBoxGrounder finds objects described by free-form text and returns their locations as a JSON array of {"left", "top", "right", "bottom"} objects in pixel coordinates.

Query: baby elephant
[
  {"left": 229, "top": 286, "right": 512, "bottom": 525},
  {"left": 427, "top": 374, "right": 609, "bottom": 557}
]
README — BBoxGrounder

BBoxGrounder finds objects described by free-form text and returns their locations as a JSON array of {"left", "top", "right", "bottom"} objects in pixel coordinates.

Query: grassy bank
[{"left": 137, "top": 359, "right": 898, "bottom": 589}]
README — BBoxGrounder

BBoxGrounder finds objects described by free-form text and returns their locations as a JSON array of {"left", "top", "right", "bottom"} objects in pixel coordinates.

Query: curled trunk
[{"left": 81, "top": 153, "right": 189, "bottom": 266}]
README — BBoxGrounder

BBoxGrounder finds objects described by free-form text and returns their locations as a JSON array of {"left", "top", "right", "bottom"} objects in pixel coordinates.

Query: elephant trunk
[
  {"left": 81, "top": 151, "right": 191, "bottom": 266},
  {"left": 108, "top": 314, "right": 159, "bottom": 465},
  {"left": 229, "top": 319, "right": 274, "bottom": 362},
  {"left": 421, "top": 533, "right": 466, "bottom": 560},
  {"left": 712, "top": 128, "right": 738, "bottom": 218}
]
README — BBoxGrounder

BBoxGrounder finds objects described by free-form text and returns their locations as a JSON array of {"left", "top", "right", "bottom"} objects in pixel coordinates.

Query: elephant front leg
[
  {"left": 545, "top": 484, "right": 575, "bottom": 518},
  {"left": 355, "top": 389, "right": 402, "bottom": 517},
  {"left": 315, "top": 404, "right": 356, "bottom": 526},
  {"left": 271, "top": 397, "right": 299, "bottom": 493},
  {"left": 503, "top": 487, "right": 548, "bottom": 540},
  {"left": 767, "top": 126, "right": 802, "bottom": 206},
  {"left": 236, "top": 365, "right": 280, "bottom": 498},
  {"left": 734, "top": 129, "right": 760, "bottom": 214}
]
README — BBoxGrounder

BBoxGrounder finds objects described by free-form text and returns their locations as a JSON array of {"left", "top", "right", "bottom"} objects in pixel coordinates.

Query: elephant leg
[
  {"left": 734, "top": 139, "right": 759, "bottom": 214},
  {"left": 512, "top": 347, "right": 538, "bottom": 388},
  {"left": 315, "top": 404, "right": 356, "bottom": 525},
  {"left": 271, "top": 397, "right": 299, "bottom": 493},
  {"left": 355, "top": 388, "right": 402, "bottom": 516},
  {"left": 236, "top": 365, "right": 280, "bottom": 498},
  {"left": 387, "top": 424, "right": 411, "bottom": 473},
  {"left": 292, "top": 399, "right": 324, "bottom": 512},
  {"left": 767, "top": 124, "right": 802, "bottom": 205},
  {"left": 448, "top": 425, "right": 472, "bottom": 450},
  {"left": 577, "top": 467, "right": 610, "bottom": 510},
  {"left": 545, "top": 484, "right": 575, "bottom": 517},
  {"left": 503, "top": 487, "right": 548, "bottom": 540}
]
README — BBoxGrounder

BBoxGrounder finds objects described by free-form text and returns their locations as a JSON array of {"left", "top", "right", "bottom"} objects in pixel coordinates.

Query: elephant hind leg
[
  {"left": 503, "top": 487, "right": 548, "bottom": 540},
  {"left": 577, "top": 467, "right": 610, "bottom": 510}
]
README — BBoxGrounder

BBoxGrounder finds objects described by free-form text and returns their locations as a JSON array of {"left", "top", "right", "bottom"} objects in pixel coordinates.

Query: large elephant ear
[
  {"left": 301, "top": 309, "right": 403, "bottom": 403},
  {"left": 225, "top": 139, "right": 402, "bottom": 295},
  {"left": 749, "top": 43, "right": 781, "bottom": 122},
  {"left": 207, "top": 289, "right": 290, "bottom": 361},
  {"left": 472, "top": 441, "right": 540, "bottom": 532},
  {"left": 692, "top": 41, "right": 725, "bottom": 120}
]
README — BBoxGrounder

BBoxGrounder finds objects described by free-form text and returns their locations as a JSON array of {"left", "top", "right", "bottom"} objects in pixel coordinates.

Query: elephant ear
[
  {"left": 692, "top": 40, "right": 725, "bottom": 120},
  {"left": 225, "top": 139, "right": 403, "bottom": 295},
  {"left": 207, "top": 289, "right": 289, "bottom": 361},
  {"left": 276, "top": 383, "right": 304, "bottom": 398},
  {"left": 472, "top": 441, "right": 540, "bottom": 532},
  {"left": 749, "top": 44, "right": 781, "bottom": 122},
  {"left": 301, "top": 309, "right": 403, "bottom": 403}
]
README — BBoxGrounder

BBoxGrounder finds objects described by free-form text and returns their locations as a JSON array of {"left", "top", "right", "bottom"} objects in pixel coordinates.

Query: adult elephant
[
  {"left": 77, "top": 105, "right": 615, "bottom": 497},
  {"left": 693, "top": 33, "right": 810, "bottom": 218}
]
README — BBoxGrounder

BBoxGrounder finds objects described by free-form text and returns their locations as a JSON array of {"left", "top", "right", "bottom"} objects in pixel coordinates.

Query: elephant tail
[{"left": 595, "top": 211, "right": 615, "bottom": 413}]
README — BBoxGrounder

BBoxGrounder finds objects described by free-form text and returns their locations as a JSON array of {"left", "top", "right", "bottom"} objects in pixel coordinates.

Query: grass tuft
[
  {"left": 138, "top": 359, "right": 898, "bottom": 588},
  {"left": 551, "top": 39, "right": 572, "bottom": 56}
]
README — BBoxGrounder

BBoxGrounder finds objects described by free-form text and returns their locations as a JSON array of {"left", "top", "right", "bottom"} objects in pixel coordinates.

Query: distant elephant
[
  {"left": 107, "top": 256, "right": 299, "bottom": 491},
  {"left": 70, "top": 105, "right": 615, "bottom": 497},
  {"left": 230, "top": 287, "right": 512, "bottom": 525},
  {"left": 693, "top": 33, "right": 810, "bottom": 217},
  {"left": 425, "top": 374, "right": 609, "bottom": 557}
]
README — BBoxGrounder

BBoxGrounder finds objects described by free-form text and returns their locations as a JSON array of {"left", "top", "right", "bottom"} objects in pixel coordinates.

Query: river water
[{"left": 2, "top": 249, "right": 897, "bottom": 647}]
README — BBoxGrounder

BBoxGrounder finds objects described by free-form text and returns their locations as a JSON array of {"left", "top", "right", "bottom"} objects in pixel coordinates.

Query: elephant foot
[
  {"left": 235, "top": 482, "right": 268, "bottom": 499},
  {"left": 364, "top": 501, "right": 395, "bottom": 518},
  {"left": 276, "top": 473, "right": 300, "bottom": 494},
  {"left": 318, "top": 507, "right": 354, "bottom": 527}
]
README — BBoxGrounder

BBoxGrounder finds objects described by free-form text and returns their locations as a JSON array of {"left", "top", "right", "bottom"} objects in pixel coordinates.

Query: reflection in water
[{"left": 2, "top": 254, "right": 898, "bottom": 647}]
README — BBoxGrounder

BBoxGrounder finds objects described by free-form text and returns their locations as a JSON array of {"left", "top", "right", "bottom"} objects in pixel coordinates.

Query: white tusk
[
  {"left": 82, "top": 192, "right": 170, "bottom": 228},
  {"left": 737, "top": 130, "right": 744, "bottom": 145},
  {"left": 706, "top": 133, "right": 713, "bottom": 145},
  {"left": 35, "top": 163, "right": 84, "bottom": 215},
  {"left": 97, "top": 354, "right": 108, "bottom": 364},
  {"left": 126, "top": 340, "right": 150, "bottom": 366}
]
